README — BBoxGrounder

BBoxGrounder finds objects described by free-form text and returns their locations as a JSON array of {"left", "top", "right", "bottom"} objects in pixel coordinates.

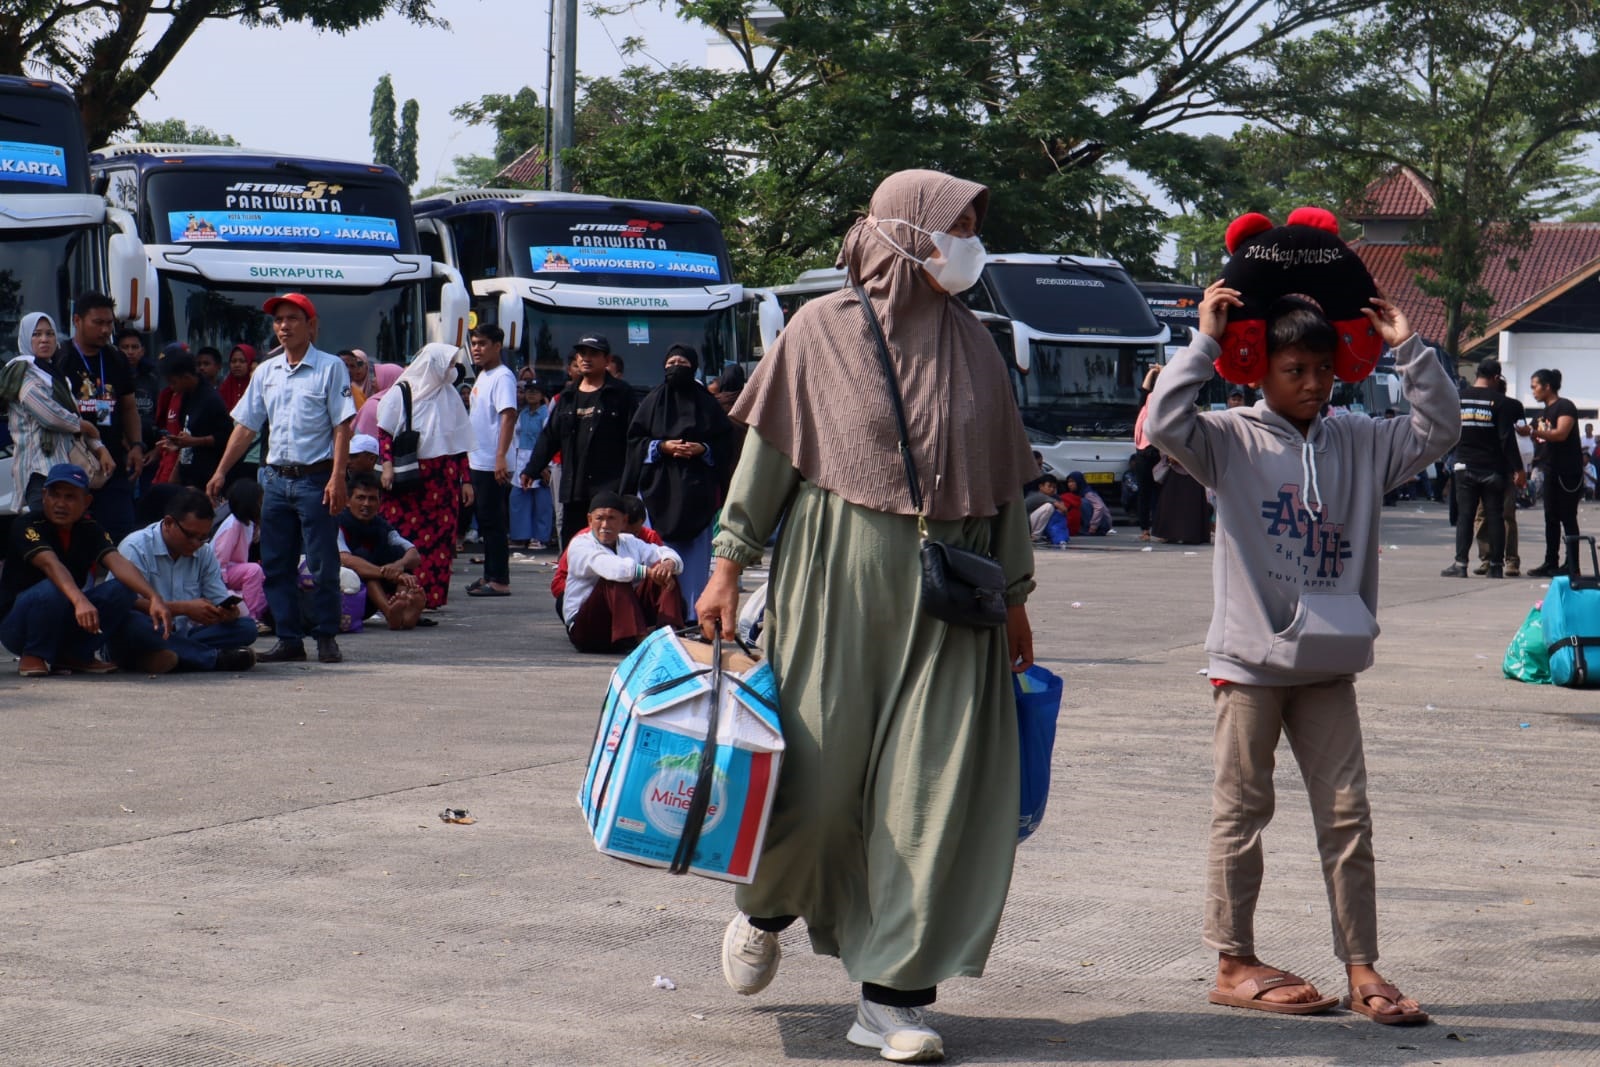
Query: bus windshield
[
  {"left": 0, "top": 88, "right": 86, "bottom": 194},
  {"left": 984, "top": 261, "right": 1161, "bottom": 336},
  {"left": 1014, "top": 340, "right": 1161, "bottom": 438},
  {"left": 506, "top": 208, "right": 730, "bottom": 288},
  {"left": 143, "top": 167, "right": 417, "bottom": 254},
  {"left": 516, "top": 302, "right": 736, "bottom": 394},
  {"left": 157, "top": 277, "right": 426, "bottom": 363},
  {"left": 0, "top": 226, "right": 101, "bottom": 360}
]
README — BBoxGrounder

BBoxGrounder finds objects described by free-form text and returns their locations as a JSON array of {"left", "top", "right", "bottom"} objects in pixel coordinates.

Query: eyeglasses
[{"left": 172, "top": 522, "right": 212, "bottom": 544}]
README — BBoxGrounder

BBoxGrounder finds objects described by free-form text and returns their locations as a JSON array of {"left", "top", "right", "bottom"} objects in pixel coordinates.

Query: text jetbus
[
  {"left": 90, "top": 144, "right": 465, "bottom": 360},
  {"left": 412, "top": 189, "right": 755, "bottom": 393},
  {"left": 760, "top": 255, "right": 1169, "bottom": 500}
]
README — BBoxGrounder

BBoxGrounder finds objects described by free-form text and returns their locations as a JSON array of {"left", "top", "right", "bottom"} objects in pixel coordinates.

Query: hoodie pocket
[{"left": 1262, "top": 593, "right": 1379, "bottom": 675}]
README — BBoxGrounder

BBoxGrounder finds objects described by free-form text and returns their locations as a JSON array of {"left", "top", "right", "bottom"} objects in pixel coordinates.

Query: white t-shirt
[
  {"left": 563, "top": 531, "right": 682, "bottom": 628},
  {"left": 468, "top": 364, "right": 518, "bottom": 471}
]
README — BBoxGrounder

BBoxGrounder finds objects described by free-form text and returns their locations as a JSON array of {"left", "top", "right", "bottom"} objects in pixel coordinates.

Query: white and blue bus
[
  {"left": 90, "top": 144, "right": 465, "bottom": 360},
  {"left": 412, "top": 189, "right": 759, "bottom": 394}
]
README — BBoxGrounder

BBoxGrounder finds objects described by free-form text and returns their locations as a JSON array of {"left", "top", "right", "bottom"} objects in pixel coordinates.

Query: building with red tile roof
[{"left": 1348, "top": 168, "right": 1600, "bottom": 409}]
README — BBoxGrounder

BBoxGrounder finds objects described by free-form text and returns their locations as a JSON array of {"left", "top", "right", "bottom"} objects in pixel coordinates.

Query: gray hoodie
[{"left": 1146, "top": 333, "right": 1459, "bottom": 686}]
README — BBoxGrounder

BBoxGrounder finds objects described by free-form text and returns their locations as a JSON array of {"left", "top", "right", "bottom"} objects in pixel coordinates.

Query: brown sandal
[
  {"left": 1208, "top": 969, "right": 1340, "bottom": 1015},
  {"left": 1345, "top": 982, "right": 1429, "bottom": 1025}
]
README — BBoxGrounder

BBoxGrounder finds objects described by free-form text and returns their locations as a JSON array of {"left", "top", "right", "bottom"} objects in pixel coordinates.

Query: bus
[
  {"left": 759, "top": 255, "right": 1169, "bottom": 499},
  {"left": 90, "top": 144, "right": 466, "bottom": 360},
  {"left": 412, "top": 189, "right": 767, "bottom": 394},
  {"left": 0, "top": 76, "right": 116, "bottom": 515}
]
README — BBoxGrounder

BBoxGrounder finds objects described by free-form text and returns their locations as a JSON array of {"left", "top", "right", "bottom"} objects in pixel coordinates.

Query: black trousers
[
  {"left": 469, "top": 469, "right": 511, "bottom": 585},
  {"left": 1542, "top": 473, "right": 1583, "bottom": 568},
  {"left": 1453, "top": 469, "right": 1505, "bottom": 565}
]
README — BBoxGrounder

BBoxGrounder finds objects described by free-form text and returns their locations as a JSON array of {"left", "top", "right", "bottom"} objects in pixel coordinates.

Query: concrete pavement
[{"left": 1, "top": 501, "right": 1596, "bottom": 1066}]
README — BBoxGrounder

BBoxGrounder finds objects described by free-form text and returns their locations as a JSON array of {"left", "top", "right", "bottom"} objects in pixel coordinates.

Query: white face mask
[{"left": 872, "top": 217, "right": 987, "bottom": 294}]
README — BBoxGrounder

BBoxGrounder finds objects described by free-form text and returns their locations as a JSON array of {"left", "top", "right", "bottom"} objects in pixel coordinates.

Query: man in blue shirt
[
  {"left": 205, "top": 292, "right": 356, "bottom": 664},
  {"left": 110, "top": 488, "right": 258, "bottom": 673}
]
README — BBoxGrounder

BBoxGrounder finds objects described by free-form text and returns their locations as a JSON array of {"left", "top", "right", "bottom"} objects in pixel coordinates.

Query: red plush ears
[{"left": 1214, "top": 207, "right": 1383, "bottom": 385}]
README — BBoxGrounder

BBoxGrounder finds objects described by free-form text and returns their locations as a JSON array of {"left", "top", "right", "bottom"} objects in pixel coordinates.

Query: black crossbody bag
[
  {"left": 390, "top": 382, "right": 423, "bottom": 491},
  {"left": 853, "top": 285, "right": 1009, "bottom": 629}
]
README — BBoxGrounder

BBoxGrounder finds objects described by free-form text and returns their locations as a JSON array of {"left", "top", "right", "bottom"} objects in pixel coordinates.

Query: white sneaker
[
  {"left": 846, "top": 998, "right": 944, "bottom": 1062},
  {"left": 720, "top": 913, "right": 781, "bottom": 995}
]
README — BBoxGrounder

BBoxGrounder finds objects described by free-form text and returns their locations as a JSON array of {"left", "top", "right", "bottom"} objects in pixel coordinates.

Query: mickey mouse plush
[{"left": 1214, "top": 207, "right": 1383, "bottom": 385}]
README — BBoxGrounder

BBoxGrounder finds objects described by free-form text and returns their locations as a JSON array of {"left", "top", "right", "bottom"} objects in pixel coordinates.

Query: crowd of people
[{"left": 1, "top": 287, "right": 757, "bottom": 676}]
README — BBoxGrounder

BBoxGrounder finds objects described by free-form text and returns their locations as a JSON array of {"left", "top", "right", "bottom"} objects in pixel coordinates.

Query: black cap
[
  {"left": 574, "top": 334, "right": 611, "bottom": 355},
  {"left": 588, "top": 490, "right": 626, "bottom": 514}
]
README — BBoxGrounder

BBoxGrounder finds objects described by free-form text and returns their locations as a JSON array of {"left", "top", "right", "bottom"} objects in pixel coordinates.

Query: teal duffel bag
[{"left": 1544, "top": 535, "right": 1600, "bottom": 688}]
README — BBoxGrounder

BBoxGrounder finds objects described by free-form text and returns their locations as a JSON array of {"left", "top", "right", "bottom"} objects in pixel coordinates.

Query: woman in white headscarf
[
  {"left": 1, "top": 312, "right": 113, "bottom": 513},
  {"left": 375, "top": 343, "right": 473, "bottom": 608},
  {"left": 696, "top": 170, "right": 1037, "bottom": 1061}
]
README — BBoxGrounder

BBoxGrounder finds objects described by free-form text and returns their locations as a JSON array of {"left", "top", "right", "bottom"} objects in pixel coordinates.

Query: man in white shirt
[
  {"left": 466, "top": 324, "right": 518, "bottom": 597},
  {"left": 564, "top": 490, "right": 685, "bottom": 652}
]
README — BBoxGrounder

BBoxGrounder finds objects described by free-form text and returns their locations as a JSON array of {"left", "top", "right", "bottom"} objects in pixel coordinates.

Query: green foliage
[
  {"left": 2, "top": 1, "right": 443, "bottom": 147},
  {"left": 131, "top": 118, "right": 239, "bottom": 147},
  {"left": 417, "top": 155, "right": 505, "bottom": 198},
  {"left": 1232, "top": 0, "right": 1600, "bottom": 355},
  {"left": 370, "top": 75, "right": 398, "bottom": 168},
  {"left": 397, "top": 99, "right": 421, "bottom": 186},
  {"left": 451, "top": 88, "right": 547, "bottom": 168},
  {"left": 568, "top": 0, "right": 1391, "bottom": 285}
]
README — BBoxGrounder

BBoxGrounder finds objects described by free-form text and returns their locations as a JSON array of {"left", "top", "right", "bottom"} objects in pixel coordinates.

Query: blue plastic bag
[
  {"left": 1014, "top": 665, "right": 1063, "bottom": 842},
  {"left": 1044, "top": 510, "right": 1071, "bottom": 545}
]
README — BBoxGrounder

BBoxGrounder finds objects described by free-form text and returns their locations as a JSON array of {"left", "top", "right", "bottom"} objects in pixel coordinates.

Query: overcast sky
[{"left": 138, "top": 0, "right": 709, "bottom": 188}]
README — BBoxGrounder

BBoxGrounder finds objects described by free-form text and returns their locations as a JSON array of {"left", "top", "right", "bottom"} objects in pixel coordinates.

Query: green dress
[{"left": 712, "top": 432, "right": 1036, "bottom": 991}]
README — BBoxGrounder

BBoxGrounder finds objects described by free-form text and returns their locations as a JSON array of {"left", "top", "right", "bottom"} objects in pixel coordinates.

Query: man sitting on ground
[
  {"left": 1024, "top": 474, "right": 1079, "bottom": 543},
  {"left": 112, "top": 487, "right": 259, "bottom": 673},
  {"left": 337, "top": 470, "right": 428, "bottom": 630},
  {"left": 0, "top": 464, "right": 173, "bottom": 676},
  {"left": 564, "top": 490, "right": 684, "bottom": 653}
]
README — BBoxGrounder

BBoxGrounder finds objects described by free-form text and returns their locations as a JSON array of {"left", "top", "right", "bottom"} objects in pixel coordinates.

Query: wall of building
[{"left": 1498, "top": 330, "right": 1600, "bottom": 413}]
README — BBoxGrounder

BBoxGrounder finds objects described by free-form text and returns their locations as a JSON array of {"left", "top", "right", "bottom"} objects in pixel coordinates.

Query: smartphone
[{"left": 219, "top": 595, "right": 244, "bottom": 608}]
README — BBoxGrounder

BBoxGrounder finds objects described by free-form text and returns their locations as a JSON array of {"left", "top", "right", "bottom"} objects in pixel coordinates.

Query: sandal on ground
[
  {"left": 467, "top": 585, "right": 510, "bottom": 597},
  {"left": 1208, "top": 970, "right": 1340, "bottom": 1015},
  {"left": 1345, "top": 982, "right": 1429, "bottom": 1025},
  {"left": 470, "top": 556, "right": 486, "bottom": 564},
  {"left": 465, "top": 578, "right": 486, "bottom": 593},
  {"left": 415, "top": 616, "right": 439, "bottom": 627}
]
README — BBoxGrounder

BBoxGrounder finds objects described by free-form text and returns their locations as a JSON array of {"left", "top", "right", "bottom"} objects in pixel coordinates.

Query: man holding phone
[{"left": 110, "top": 487, "right": 259, "bottom": 673}]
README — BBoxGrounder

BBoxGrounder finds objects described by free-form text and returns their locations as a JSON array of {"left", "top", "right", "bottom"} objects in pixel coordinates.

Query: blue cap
[{"left": 43, "top": 463, "right": 89, "bottom": 490}]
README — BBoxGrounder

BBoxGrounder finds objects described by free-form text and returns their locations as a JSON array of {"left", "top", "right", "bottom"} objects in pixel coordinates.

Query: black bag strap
[
  {"left": 852, "top": 284, "right": 926, "bottom": 524},
  {"left": 399, "top": 381, "right": 414, "bottom": 434},
  {"left": 671, "top": 631, "right": 725, "bottom": 875},
  {"left": 1566, "top": 534, "right": 1599, "bottom": 589}
]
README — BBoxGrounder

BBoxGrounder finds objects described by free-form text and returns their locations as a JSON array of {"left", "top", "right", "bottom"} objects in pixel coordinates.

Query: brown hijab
[{"left": 731, "top": 169, "right": 1034, "bottom": 520}]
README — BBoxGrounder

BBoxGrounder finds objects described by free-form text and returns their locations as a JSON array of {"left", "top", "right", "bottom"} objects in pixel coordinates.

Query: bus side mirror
[
  {"left": 439, "top": 280, "right": 469, "bottom": 349},
  {"left": 756, "top": 291, "right": 784, "bottom": 349},
  {"left": 497, "top": 292, "right": 522, "bottom": 351},
  {"left": 108, "top": 233, "right": 151, "bottom": 330}
]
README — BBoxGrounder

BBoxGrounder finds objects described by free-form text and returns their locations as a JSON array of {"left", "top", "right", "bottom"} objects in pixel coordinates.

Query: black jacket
[{"left": 522, "top": 377, "right": 637, "bottom": 503}]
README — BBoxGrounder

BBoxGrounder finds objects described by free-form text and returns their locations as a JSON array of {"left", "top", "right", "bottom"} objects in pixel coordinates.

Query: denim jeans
[
  {"left": 111, "top": 603, "right": 258, "bottom": 671},
  {"left": 469, "top": 468, "right": 511, "bottom": 585},
  {"left": 0, "top": 579, "right": 136, "bottom": 664},
  {"left": 259, "top": 466, "right": 342, "bottom": 640},
  {"left": 1452, "top": 468, "right": 1505, "bottom": 565},
  {"left": 89, "top": 472, "right": 138, "bottom": 543}
]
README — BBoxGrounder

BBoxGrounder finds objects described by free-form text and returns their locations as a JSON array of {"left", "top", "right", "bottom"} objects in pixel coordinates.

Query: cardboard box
[{"left": 579, "top": 628, "right": 783, "bottom": 884}]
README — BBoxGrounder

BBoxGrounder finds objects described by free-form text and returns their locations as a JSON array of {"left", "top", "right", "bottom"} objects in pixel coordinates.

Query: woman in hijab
[
  {"left": 696, "top": 170, "right": 1037, "bottom": 1061},
  {"left": 711, "top": 363, "right": 748, "bottom": 469},
  {"left": 218, "top": 343, "right": 255, "bottom": 411},
  {"left": 2, "top": 312, "right": 113, "bottom": 512},
  {"left": 622, "top": 344, "right": 733, "bottom": 619},
  {"left": 354, "top": 362, "right": 403, "bottom": 440},
  {"left": 375, "top": 344, "right": 472, "bottom": 608},
  {"left": 340, "top": 348, "right": 373, "bottom": 410}
]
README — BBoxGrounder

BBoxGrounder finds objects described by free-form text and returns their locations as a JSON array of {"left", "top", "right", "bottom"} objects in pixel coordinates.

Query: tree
[
  {"left": 569, "top": 0, "right": 1393, "bottom": 284},
  {"left": 1232, "top": 0, "right": 1600, "bottom": 357},
  {"left": 4, "top": 1, "right": 442, "bottom": 147},
  {"left": 451, "top": 87, "right": 547, "bottom": 168},
  {"left": 397, "top": 99, "right": 420, "bottom": 186},
  {"left": 132, "top": 118, "right": 239, "bottom": 147},
  {"left": 370, "top": 74, "right": 398, "bottom": 169}
]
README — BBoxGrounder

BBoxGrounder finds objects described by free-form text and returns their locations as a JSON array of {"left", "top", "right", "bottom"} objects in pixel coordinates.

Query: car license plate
[{"left": 1086, "top": 471, "right": 1114, "bottom": 484}]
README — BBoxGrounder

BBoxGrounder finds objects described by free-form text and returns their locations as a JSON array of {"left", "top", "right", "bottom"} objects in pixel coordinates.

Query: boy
[
  {"left": 1146, "top": 282, "right": 1458, "bottom": 1026},
  {"left": 337, "top": 471, "right": 427, "bottom": 630}
]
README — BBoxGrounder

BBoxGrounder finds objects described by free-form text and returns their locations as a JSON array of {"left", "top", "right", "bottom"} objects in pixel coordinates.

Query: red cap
[{"left": 261, "top": 292, "right": 317, "bottom": 320}]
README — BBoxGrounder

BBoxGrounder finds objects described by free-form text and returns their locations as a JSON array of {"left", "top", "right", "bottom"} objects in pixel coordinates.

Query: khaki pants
[
  {"left": 1204, "top": 679, "right": 1379, "bottom": 965},
  {"left": 1474, "top": 480, "right": 1520, "bottom": 567}
]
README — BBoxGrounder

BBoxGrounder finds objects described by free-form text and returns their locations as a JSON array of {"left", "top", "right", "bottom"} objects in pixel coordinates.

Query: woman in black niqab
[{"left": 622, "top": 345, "right": 734, "bottom": 620}]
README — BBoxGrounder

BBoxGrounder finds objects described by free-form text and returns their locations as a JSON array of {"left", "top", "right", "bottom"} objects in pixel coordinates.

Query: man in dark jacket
[{"left": 519, "top": 335, "right": 637, "bottom": 550}]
